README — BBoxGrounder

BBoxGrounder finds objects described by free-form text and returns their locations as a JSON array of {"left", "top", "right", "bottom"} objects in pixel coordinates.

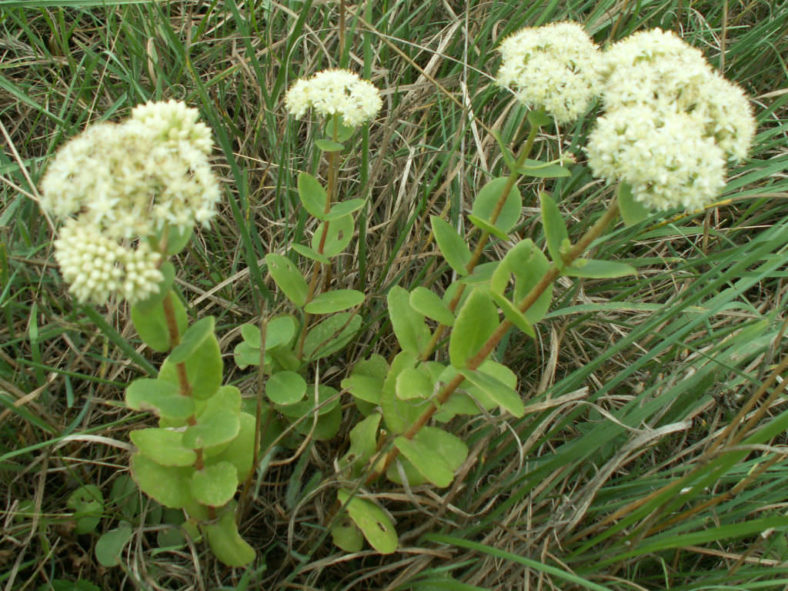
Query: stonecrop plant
[{"left": 41, "top": 22, "right": 756, "bottom": 567}]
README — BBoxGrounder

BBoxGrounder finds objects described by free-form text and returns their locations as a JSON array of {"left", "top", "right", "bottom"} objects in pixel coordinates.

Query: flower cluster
[
  {"left": 40, "top": 100, "right": 220, "bottom": 304},
  {"left": 284, "top": 69, "right": 382, "bottom": 127},
  {"left": 53, "top": 219, "right": 163, "bottom": 305},
  {"left": 495, "top": 22, "right": 602, "bottom": 124},
  {"left": 586, "top": 29, "right": 756, "bottom": 211}
]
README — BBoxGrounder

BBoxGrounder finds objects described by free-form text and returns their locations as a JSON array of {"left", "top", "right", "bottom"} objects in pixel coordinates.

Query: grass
[{"left": 1, "top": 0, "right": 787, "bottom": 589}]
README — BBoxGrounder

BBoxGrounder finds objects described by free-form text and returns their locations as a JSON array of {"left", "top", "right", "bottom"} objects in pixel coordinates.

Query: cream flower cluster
[
  {"left": 53, "top": 219, "right": 163, "bottom": 305},
  {"left": 495, "top": 22, "right": 602, "bottom": 124},
  {"left": 586, "top": 28, "right": 756, "bottom": 211},
  {"left": 284, "top": 69, "right": 382, "bottom": 127},
  {"left": 40, "top": 100, "right": 220, "bottom": 239},
  {"left": 586, "top": 107, "right": 726, "bottom": 211},
  {"left": 40, "top": 100, "right": 220, "bottom": 304}
]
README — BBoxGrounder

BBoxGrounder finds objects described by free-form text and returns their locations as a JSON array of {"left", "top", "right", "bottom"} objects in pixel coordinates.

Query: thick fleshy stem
[
  {"left": 420, "top": 120, "right": 542, "bottom": 361},
  {"left": 368, "top": 196, "right": 621, "bottom": 484}
]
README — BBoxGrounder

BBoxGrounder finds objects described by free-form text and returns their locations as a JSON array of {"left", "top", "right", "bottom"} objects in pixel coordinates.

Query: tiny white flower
[
  {"left": 495, "top": 21, "right": 602, "bottom": 124},
  {"left": 284, "top": 69, "right": 382, "bottom": 127}
]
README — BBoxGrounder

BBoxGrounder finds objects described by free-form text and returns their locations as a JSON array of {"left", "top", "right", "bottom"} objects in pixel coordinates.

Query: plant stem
[
  {"left": 297, "top": 139, "right": 341, "bottom": 359},
  {"left": 420, "top": 121, "right": 541, "bottom": 361},
  {"left": 368, "top": 196, "right": 621, "bottom": 484}
]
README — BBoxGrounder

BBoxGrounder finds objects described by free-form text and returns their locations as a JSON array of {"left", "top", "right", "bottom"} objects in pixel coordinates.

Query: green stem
[{"left": 368, "top": 196, "right": 621, "bottom": 484}]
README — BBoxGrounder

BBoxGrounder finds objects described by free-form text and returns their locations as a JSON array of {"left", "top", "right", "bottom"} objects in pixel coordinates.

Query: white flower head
[
  {"left": 40, "top": 101, "right": 221, "bottom": 239},
  {"left": 495, "top": 21, "right": 602, "bottom": 124},
  {"left": 586, "top": 105, "right": 727, "bottom": 211},
  {"left": 601, "top": 28, "right": 756, "bottom": 161},
  {"left": 284, "top": 69, "right": 382, "bottom": 127},
  {"left": 54, "top": 219, "right": 163, "bottom": 305}
]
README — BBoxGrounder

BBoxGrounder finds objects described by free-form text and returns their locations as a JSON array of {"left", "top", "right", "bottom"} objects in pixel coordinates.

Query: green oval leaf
[
  {"left": 459, "top": 367, "right": 524, "bottom": 417},
  {"left": 266, "top": 315, "right": 298, "bottom": 350},
  {"left": 565, "top": 259, "right": 637, "bottom": 279},
  {"left": 471, "top": 177, "right": 522, "bottom": 235},
  {"left": 191, "top": 461, "right": 238, "bottom": 507},
  {"left": 490, "top": 291, "right": 535, "bottom": 338},
  {"left": 339, "top": 413, "right": 381, "bottom": 474},
  {"left": 331, "top": 517, "right": 364, "bottom": 552},
  {"left": 266, "top": 253, "right": 308, "bottom": 308},
  {"left": 517, "top": 159, "right": 570, "bottom": 178},
  {"left": 183, "top": 408, "right": 240, "bottom": 449},
  {"left": 292, "top": 243, "right": 330, "bottom": 264},
  {"left": 326, "top": 199, "right": 365, "bottom": 220},
  {"left": 169, "top": 316, "right": 214, "bottom": 364},
  {"left": 67, "top": 484, "right": 103, "bottom": 535},
  {"left": 131, "top": 288, "right": 186, "bottom": 353},
  {"left": 297, "top": 172, "right": 328, "bottom": 219},
  {"left": 276, "top": 383, "right": 340, "bottom": 418},
  {"left": 203, "top": 501, "right": 256, "bottom": 566},
  {"left": 312, "top": 214, "right": 354, "bottom": 257},
  {"left": 394, "top": 427, "right": 467, "bottom": 488},
  {"left": 95, "top": 521, "right": 132, "bottom": 567},
  {"left": 540, "top": 192, "right": 569, "bottom": 267},
  {"left": 266, "top": 370, "right": 307, "bottom": 405},
  {"left": 409, "top": 286, "right": 454, "bottom": 326},
  {"left": 337, "top": 489, "right": 398, "bottom": 554},
  {"left": 341, "top": 354, "right": 389, "bottom": 405},
  {"left": 387, "top": 286, "right": 431, "bottom": 356},
  {"left": 125, "top": 378, "right": 195, "bottom": 421},
  {"left": 430, "top": 216, "right": 471, "bottom": 275},
  {"left": 302, "top": 311, "right": 362, "bottom": 361},
  {"left": 315, "top": 139, "right": 345, "bottom": 152},
  {"left": 395, "top": 366, "right": 434, "bottom": 400},
  {"left": 159, "top": 333, "right": 223, "bottom": 400},
  {"left": 449, "top": 288, "right": 498, "bottom": 369},
  {"left": 208, "top": 411, "right": 256, "bottom": 482},
  {"left": 618, "top": 182, "right": 650, "bottom": 226},
  {"left": 130, "top": 428, "right": 197, "bottom": 467},
  {"left": 130, "top": 453, "right": 194, "bottom": 509},
  {"left": 305, "top": 289, "right": 364, "bottom": 314}
]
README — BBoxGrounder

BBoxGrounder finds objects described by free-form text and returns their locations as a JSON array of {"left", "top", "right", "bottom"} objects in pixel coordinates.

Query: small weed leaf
[
  {"left": 430, "top": 216, "right": 471, "bottom": 275},
  {"left": 234, "top": 341, "right": 262, "bottom": 369},
  {"left": 266, "top": 253, "right": 309, "bottom": 308},
  {"left": 67, "top": 485, "right": 103, "bottom": 535},
  {"left": 95, "top": 521, "right": 132, "bottom": 567},
  {"left": 409, "top": 286, "right": 455, "bottom": 326},
  {"left": 304, "top": 289, "right": 364, "bottom": 314},
  {"left": 540, "top": 192, "right": 569, "bottom": 267},
  {"left": 467, "top": 214, "right": 509, "bottom": 241},
  {"left": 266, "top": 315, "right": 299, "bottom": 349},
  {"left": 505, "top": 240, "right": 553, "bottom": 324},
  {"left": 565, "top": 259, "right": 637, "bottom": 279},
  {"left": 449, "top": 288, "right": 498, "bottom": 369},
  {"left": 337, "top": 489, "right": 398, "bottom": 554},
  {"left": 191, "top": 461, "right": 238, "bottom": 507},
  {"left": 240, "top": 323, "right": 262, "bottom": 348},
  {"left": 129, "top": 428, "right": 197, "bottom": 467},
  {"left": 387, "top": 286, "right": 431, "bottom": 356},
  {"left": 393, "top": 426, "right": 468, "bottom": 489},
  {"left": 277, "top": 383, "right": 340, "bottom": 418},
  {"left": 325, "top": 115, "right": 355, "bottom": 142},
  {"left": 131, "top": 288, "right": 187, "bottom": 353},
  {"left": 302, "top": 312, "right": 362, "bottom": 360},
  {"left": 125, "top": 378, "right": 194, "bottom": 422},
  {"left": 160, "top": 333, "right": 223, "bottom": 400},
  {"left": 130, "top": 454, "right": 194, "bottom": 509},
  {"left": 266, "top": 370, "right": 307, "bottom": 405},
  {"left": 297, "top": 172, "right": 328, "bottom": 219},
  {"left": 471, "top": 177, "right": 522, "bottom": 235},
  {"left": 618, "top": 182, "right": 650, "bottom": 226},
  {"left": 312, "top": 214, "right": 354, "bottom": 257},
  {"left": 203, "top": 501, "right": 256, "bottom": 567},
  {"left": 169, "top": 316, "right": 215, "bottom": 364}
]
